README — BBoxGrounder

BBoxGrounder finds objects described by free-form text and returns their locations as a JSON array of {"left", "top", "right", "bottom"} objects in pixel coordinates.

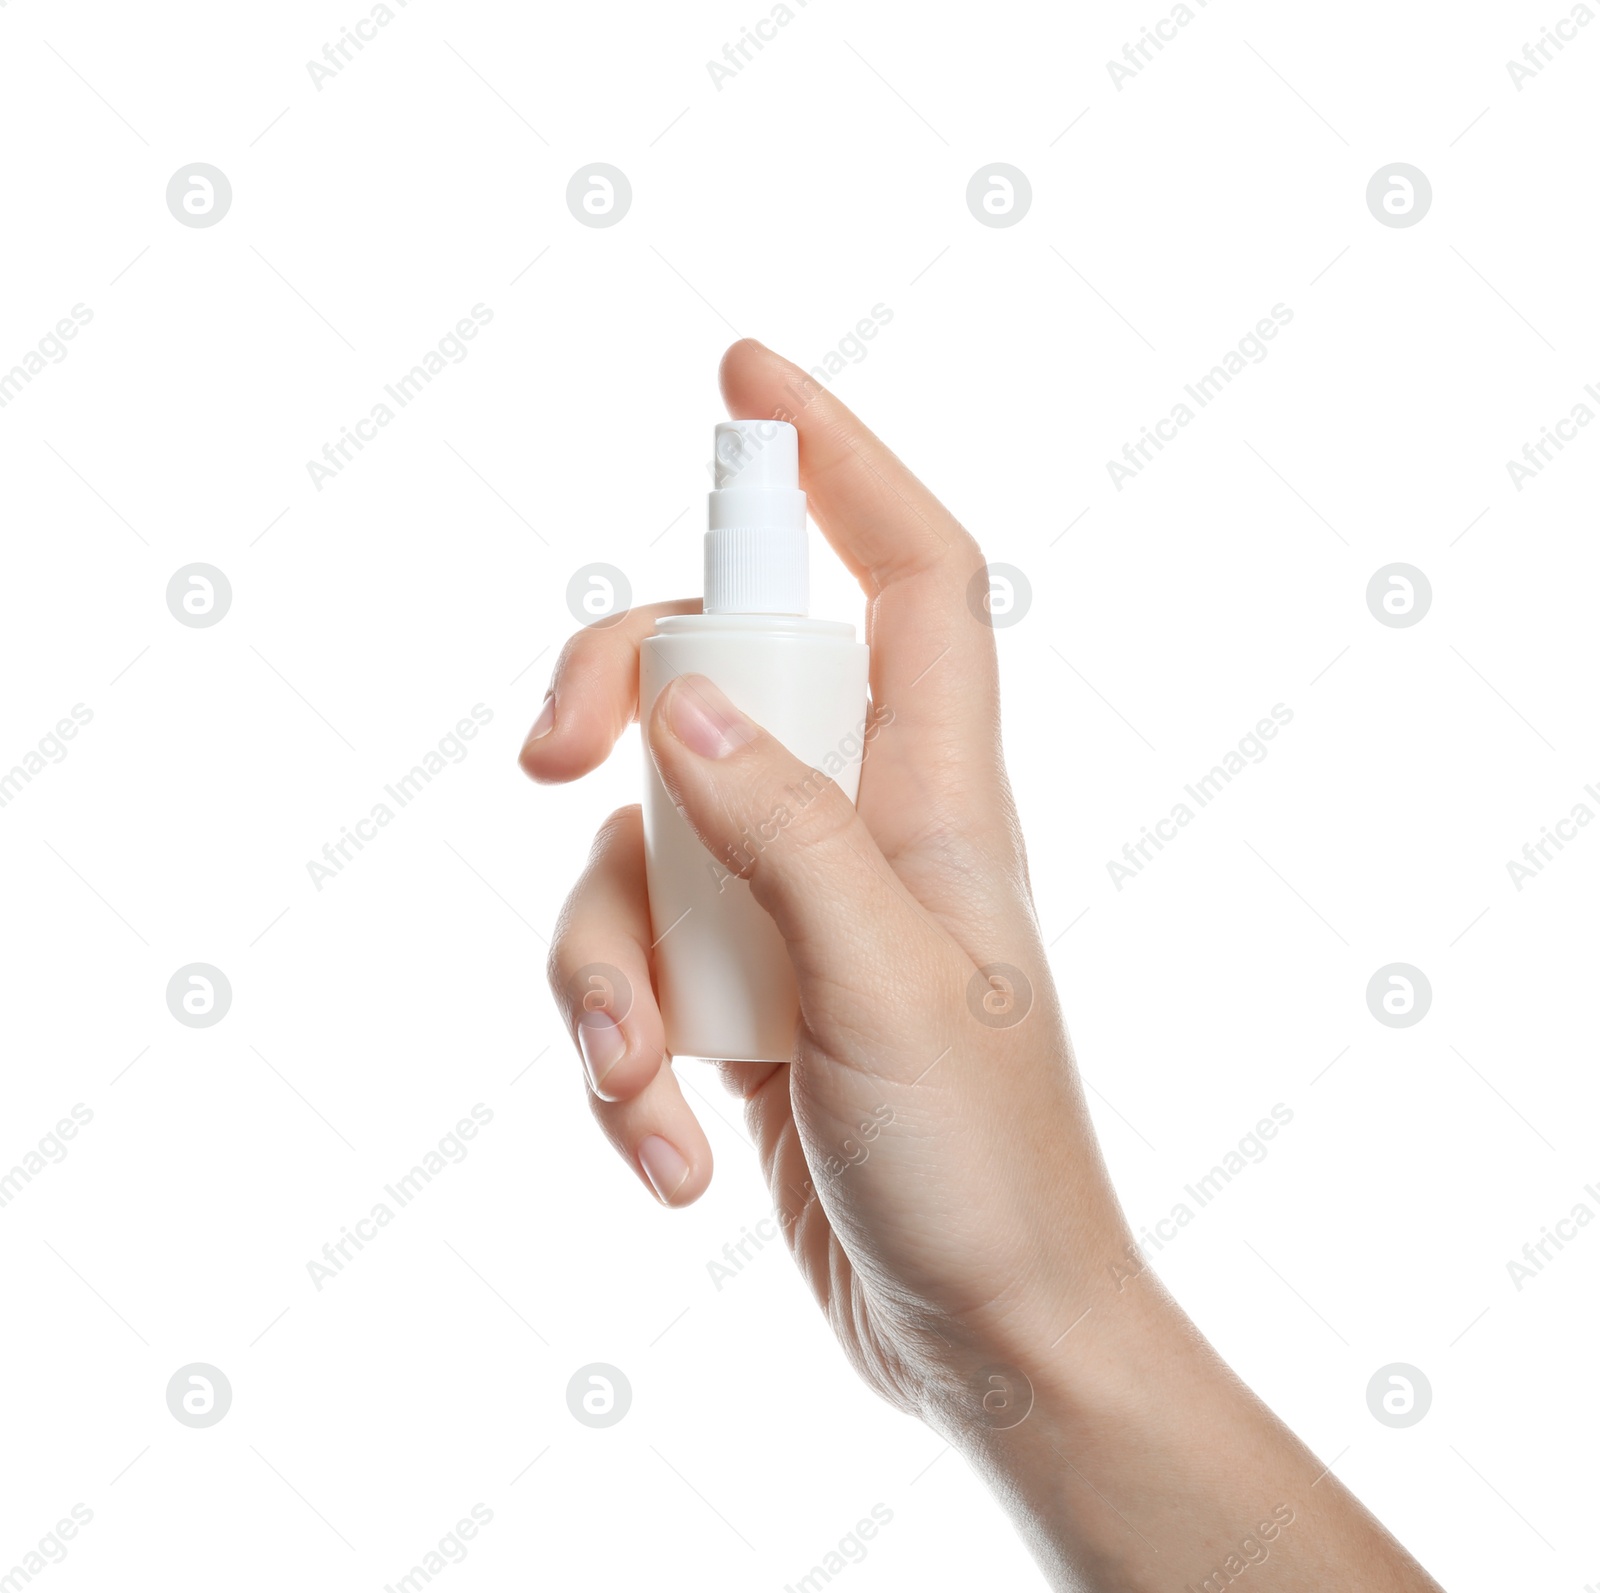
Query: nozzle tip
[{"left": 713, "top": 419, "right": 798, "bottom": 492}]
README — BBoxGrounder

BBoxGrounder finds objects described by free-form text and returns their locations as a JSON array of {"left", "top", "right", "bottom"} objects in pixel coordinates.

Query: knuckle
[
  {"left": 544, "top": 936, "right": 572, "bottom": 1013},
  {"left": 593, "top": 803, "right": 641, "bottom": 851},
  {"left": 732, "top": 766, "right": 860, "bottom": 888},
  {"left": 785, "top": 774, "right": 859, "bottom": 855},
  {"left": 545, "top": 808, "right": 639, "bottom": 1014}
]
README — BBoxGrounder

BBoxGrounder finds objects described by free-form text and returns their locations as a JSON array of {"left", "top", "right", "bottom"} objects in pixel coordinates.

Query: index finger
[
  {"left": 519, "top": 598, "right": 698, "bottom": 784},
  {"left": 718, "top": 339, "right": 1009, "bottom": 834}
]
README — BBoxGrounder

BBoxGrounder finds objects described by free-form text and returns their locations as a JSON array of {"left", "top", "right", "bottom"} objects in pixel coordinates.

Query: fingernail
[
  {"left": 666, "top": 676, "right": 756, "bottom": 760},
  {"left": 578, "top": 1013, "right": 626, "bottom": 1096},
  {"left": 638, "top": 1134, "right": 692, "bottom": 1204},
  {"left": 524, "top": 694, "right": 555, "bottom": 746}
]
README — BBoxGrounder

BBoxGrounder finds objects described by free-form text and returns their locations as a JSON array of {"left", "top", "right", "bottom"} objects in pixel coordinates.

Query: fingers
[
  {"left": 548, "top": 807, "right": 665, "bottom": 1102},
  {"left": 718, "top": 339, "right": 1014, "bottom": 856},
  {"left": 587, "top": 1065, "right": 712, "bottom": 1208},
  {"left": 648, "top": 673, "right": 960, "bottom": 1057},
  {"left": 519, "top": 599, "right": 699, "bottom": 785},
  {"left": 719, "top": 338, "right": 968, "bottom": 594},
  {"left": 547, "top": 806, "right": 712, "bottom": 1205}
]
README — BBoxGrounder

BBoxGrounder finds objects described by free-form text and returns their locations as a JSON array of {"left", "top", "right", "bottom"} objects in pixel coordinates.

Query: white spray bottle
[{"left": 639, "top": 419, "right": 870, "bottom": 1062}]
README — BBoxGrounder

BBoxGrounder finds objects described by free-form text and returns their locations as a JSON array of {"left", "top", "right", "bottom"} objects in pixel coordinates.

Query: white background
[{"left": 1, "top": 1, "right": 1596, "bottom": 1588}]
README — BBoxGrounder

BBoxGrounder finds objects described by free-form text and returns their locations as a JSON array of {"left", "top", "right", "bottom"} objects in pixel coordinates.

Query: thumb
[{"left": 646, "top": 673, "right": 940, "bottom": 1014}]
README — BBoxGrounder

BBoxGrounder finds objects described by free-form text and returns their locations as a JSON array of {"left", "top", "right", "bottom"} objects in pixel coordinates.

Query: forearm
[{"left": 934, "top": 1277, "right": 1444, "bottom": 1593}]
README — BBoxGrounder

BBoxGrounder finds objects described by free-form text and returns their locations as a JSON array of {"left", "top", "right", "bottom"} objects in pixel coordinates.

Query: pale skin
[{"left": 521, "top": 339, "right": 1446, "bottom": 1592}]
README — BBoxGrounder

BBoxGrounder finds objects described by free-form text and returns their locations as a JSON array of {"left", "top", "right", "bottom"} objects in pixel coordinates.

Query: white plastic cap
[{"left": 704, "top": 420, "right": 808, "bottom": 615}]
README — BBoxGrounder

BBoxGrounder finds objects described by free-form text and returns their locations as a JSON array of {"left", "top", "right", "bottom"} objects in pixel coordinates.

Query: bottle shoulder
[{"left": 645, "top": 613, "right": 860, "bottom": 644}]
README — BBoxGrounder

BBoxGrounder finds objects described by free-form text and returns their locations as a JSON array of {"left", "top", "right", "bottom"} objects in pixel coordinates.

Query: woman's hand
[
  {"left": 521, "top": 340, "right": 1444, "bottom": 1593},
  {"left": 524, "top": 338, "right": 1123, "bottom": 1413}
]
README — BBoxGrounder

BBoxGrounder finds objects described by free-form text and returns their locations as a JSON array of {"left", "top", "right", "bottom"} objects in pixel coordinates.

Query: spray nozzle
[
  {"left": 704, "top": 419, "right": 808, "bottom": 615},
  {"left": 713, "top": 419, "right": 799, "bottom": 491}
]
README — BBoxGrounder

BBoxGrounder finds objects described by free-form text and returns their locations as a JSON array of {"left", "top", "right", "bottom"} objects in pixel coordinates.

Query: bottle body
[{"left": 640, "top": 613, "right": 870, "bottom": 1062}]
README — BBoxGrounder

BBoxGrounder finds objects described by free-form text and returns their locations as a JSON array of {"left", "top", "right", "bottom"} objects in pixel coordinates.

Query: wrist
[
  {"left": 924, "top": 1274, "right": 1191, "bottom": 1592},
  {"left": 910, "top": 1209, "right": 1175, "bottom": 1426},
  {"left": 931, "top": 1251, "right": 1191, "bottom": 1451},
  {"left": 920, "top": 1263, "right": 1433, "bottom": 1593}
]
